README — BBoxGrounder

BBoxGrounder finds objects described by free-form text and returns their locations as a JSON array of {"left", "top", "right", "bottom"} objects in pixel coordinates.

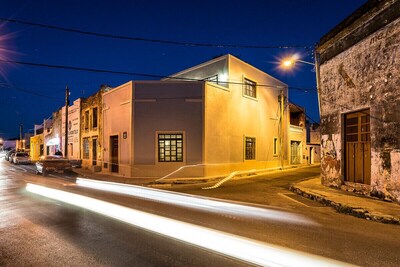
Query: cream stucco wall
[
  {"left": 102, "top": 81, "right": 133, "bottom": 177},
  {"left": 61, "top": 99, "right": 81, "bottom": 160}
]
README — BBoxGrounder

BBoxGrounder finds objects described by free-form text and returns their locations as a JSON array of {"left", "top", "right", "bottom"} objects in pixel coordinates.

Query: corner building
[{"left": 102, "top": 54, "right": 289, "bottom": 178}]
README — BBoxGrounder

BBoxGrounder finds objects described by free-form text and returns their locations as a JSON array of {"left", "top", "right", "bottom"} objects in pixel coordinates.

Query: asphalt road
[
  {"left": 0, "top": 161, "right": 247, "bottom": 267},
  {"left": 1, "top": 160, "right": 400, "bottom": 266}
]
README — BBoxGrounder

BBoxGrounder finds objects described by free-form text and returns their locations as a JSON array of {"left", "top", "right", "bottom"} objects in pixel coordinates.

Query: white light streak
[
  {"left": 26, "top": 183, "right": 351, "bottom": 267},
  {"left": 76, "top": 178, "right": 317, "bottom": 226}
]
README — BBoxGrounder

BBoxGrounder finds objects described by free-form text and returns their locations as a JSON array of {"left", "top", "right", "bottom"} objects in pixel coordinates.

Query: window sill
[{"left": 242, "top": 94, "right": 258, "bottom": 101}]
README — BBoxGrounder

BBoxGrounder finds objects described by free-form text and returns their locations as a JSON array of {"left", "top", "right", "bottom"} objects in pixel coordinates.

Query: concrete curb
[{"left": 289, "top": 184, "right": 400, "bottom": 225}]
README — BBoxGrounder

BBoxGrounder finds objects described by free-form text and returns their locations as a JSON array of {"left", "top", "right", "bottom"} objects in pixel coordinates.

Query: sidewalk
[
  {"left": 290, "top": 177, "right": 400, "bottom": 225},
  {"left": 73, "top": 167, "right": 400, "bottom": 225}
]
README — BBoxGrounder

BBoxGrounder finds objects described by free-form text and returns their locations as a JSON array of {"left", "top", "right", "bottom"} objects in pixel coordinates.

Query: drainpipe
[{"left": 280, "top": 90, "right": 284, "bottom": 170}]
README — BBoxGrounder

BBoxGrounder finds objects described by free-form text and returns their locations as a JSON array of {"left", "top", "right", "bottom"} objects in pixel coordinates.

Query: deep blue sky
[{"left": 0, "top": 0, "right": 367, "bottom": 139}]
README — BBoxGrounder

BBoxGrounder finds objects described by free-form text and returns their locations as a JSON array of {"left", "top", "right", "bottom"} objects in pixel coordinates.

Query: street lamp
[
  {"left": 282, "top": 58, "right": 315, "bottom": 67},
  {"left": 281, "top": 53, "right": 316, "bottom": 68},
  {"left": 280, "top": 53, "right": 321, "bottom": 116}
]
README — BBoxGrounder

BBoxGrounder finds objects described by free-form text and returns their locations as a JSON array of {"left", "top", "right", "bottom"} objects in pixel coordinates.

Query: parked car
[
  {"left": 35, "top": 155, "right": 73, "bottom": 176},
  {"left": 12, "top": 152, "right": 31, "bottom": 164},
  {"left": 8, "top": 152, "right": 16, "bottom": 163},
  {"left": 4, "top": 149, "right": 16, "bottom": 161},
  {"left": 69, "top": 159, "right": 82, "bottom": 168}
]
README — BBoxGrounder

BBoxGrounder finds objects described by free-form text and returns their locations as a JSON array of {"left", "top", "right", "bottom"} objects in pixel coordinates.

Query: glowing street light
[
  {"left": 280, "top": 53, "right": 321, "bottom": 115},
  {"left": 281, "top": 55, "right": 315, "bottom": 68}
]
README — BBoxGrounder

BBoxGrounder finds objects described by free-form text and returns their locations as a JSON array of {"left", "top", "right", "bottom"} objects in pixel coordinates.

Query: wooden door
[
  {"left": 92, "top": 138, "right": 97, "bottom": 166},
  {"left": 110, "top": 136, "right": 119, "bottom": 173},
  {"left": 291, "top": 141, "right": 301, "bottom": 164},
  {"left": 345, "top": 110, "right": 371, "bottom": 184}
]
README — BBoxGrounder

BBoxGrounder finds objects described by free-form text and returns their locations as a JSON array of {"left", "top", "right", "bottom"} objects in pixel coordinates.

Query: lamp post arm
[{"left": 296, "top": 59, "right": 315, "bottom": 66}]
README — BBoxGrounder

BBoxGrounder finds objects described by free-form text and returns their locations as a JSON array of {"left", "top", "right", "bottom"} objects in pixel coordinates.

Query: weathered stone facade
[
  {"left": 80, "top": 86, "right": 108, "bottom": 170},
  {"left": 317, "top": 0, "right": 400, "bottom": 202}
]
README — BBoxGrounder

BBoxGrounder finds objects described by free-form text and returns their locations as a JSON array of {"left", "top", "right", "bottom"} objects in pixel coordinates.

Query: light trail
[
  {"left": 26, "top": 183, "right": 352, "bottom": 267},
  {"left": 76, "top": 178, "right": 317, "bottom": 226}
]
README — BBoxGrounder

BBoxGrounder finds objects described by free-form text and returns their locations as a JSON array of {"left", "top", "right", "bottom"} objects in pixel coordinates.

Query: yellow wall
[
  {"left": 203, "top": 55, "right": 289, "bottom": 176},
  {"left": 30, "top": 134, "right": 44, "bottom": 161}
]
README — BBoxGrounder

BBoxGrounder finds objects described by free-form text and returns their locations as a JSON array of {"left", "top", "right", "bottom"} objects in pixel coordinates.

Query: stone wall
[
  {"left": 318, "top": 15, "right": 400, "bottom": 202},
  {"left": 80, "top": 89, "right": 103, "bottom": 169}
]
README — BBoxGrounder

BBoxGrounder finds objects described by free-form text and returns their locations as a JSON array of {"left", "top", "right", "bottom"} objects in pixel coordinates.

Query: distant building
[
  {"left": 102, "top": 54, "right": 290, "bottom": 178},
  {"left": 288, "top": 103, "right": 307, "bottom": 165},
  {"left": 30, "top": 134, "right": 44, "bottom": 161},
  {"left": 61, "top": 98, "right": 81, "bottom": 160},
  {"left": 316, "top": 0, "right": 400, "bottom": 202},
  {"left": 3, "top": 139, "right": 17, "bottom": 150},
  {"left": 306, "top": 123, "right": 321, "bottom": 164}
]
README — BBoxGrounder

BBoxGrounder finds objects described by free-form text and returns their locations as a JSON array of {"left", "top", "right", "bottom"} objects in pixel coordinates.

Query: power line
[
  {"left": 289, "top": 86, "right": 317, "bottom": 92},
  {"left": 0, "top": 58, "right": 315, "bottom": 92},
  {"left": 0, "top": 17, "right": 312, "bottom": 50},
  {"left": 0, "top": 82, "right": 63, "bottom": 100}
]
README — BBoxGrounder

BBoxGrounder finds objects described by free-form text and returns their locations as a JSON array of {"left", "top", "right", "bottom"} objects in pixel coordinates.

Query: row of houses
[
  {"left": 30, "top": 54, "right": 319, "bottom": 178},
  {"left": 26, "top": 0, "right": 400, "bottom": 204}
]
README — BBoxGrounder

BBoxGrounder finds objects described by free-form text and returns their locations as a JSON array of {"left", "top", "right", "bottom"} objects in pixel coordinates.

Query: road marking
[{"left": 278, "top": 193, "right": 310, "bottom": 207}]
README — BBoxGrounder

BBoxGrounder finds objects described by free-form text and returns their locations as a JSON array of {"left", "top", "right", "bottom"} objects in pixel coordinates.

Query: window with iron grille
[
  {"left": 245, "top": 137, "right": 256, "bottom": 160},
  {"left": 83, "top": 138, "right": 90, "bottom": 159},
  {"left": 243, "top": 78, "right": 257, "bottom": 98},
  {"left": 158, "top": 133, "right": 183, "bottom": 162}
]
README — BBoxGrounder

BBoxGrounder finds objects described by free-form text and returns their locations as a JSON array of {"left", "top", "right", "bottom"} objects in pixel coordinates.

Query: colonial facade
[
  {"left": 80, "top": 86, "right": 109, "bottom": 171},
  {"left": 102, "top": 54, "right": 290, "bottom": 178},
  {"left": 61, "top": 98, "right": 82, "bottom": 160},
  {"left": 316, "top": 0, "right": 400, "bottom": 202}
]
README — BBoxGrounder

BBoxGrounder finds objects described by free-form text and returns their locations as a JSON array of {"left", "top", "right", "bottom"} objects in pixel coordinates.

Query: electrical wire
[
  {"left": 0, "top": 82, "right": 63, "bottom": 100},
  {"left": 0, "top": 17, "right": 312, "bottom": 50},
  {"left": 0, "top": 58, "right": 315, "bottom": 92}
]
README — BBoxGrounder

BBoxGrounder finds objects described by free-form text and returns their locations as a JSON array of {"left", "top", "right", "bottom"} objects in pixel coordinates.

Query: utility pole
[
  {"left": 19, "top": 123, "right": 23, "bottom": 151},
  {"left": 314, "top": 49, "right": 322, "bottom": 116},
  {"left": 279, "top": 90, "right": 284, "bottom": 170},
  {"left": 43, "top": 118, "right": 46, "bottom": 156},
  {"left": 19, "top": 123, "right": 23, "bottom": 141},
  {"left": 64, "top": 86, "right": 69, "bottom": 158}
]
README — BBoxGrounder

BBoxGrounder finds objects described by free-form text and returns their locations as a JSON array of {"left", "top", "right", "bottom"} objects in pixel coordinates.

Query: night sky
[{"left": 0, "top": 0, "right": 367, "bottom": 139}]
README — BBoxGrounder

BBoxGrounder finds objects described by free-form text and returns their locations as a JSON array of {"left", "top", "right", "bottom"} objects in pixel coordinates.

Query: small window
[
  {"left": 245, "top": 137, "right": 256, "bottom": 160},
  {"left": 273, "top": 137, "right": 278, "bottom": 156},
  {"left": 158, "top": 133, "right": 183, "bottom": 162},
  {"left": 243, "top": 78, "right": 257, "bottom": 98},
  {"left": 92, "top": 107, "right": 98, "bottom": 129},
  {"left": 83, "top": 138, "right": 89, "bottom": 159}
]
